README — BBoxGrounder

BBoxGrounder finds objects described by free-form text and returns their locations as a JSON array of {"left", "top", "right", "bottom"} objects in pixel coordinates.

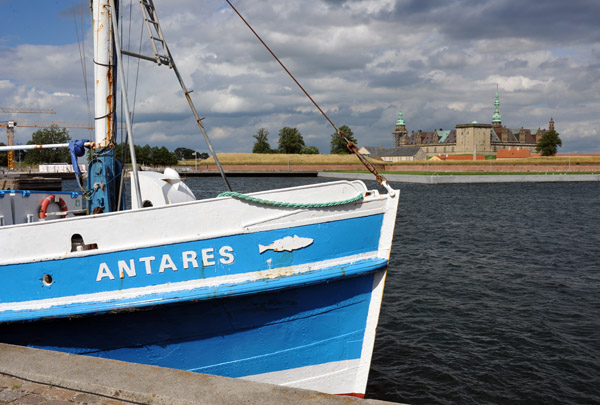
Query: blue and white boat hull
[{"left": 0, "top": 180, "right": 398, "bottom": 396}]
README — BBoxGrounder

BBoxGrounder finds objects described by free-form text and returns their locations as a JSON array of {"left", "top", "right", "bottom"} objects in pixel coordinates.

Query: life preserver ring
[{"left": 39, "top": 195, "right": 69, "bottom": 219}]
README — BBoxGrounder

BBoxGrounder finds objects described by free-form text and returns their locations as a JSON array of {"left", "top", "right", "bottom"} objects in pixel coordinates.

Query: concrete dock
[
  {"left": 0, "top": 343, "right": 394, "bottom": 404},
  {"left": 318, "top": 172, "right": 600, "bottom": 184}
]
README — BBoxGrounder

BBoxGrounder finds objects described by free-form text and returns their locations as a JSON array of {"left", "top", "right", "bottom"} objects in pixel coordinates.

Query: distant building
[
  {"left": 392, "top": 110, "right": 408, "bottom": 147},
  {"left": 391, "top": 91, "right": 553, "bottom": 158},
  {"left": 496, "top": 148, "right": 532, "bottom": 159},
  {"left": 358, "top": 145, "right": 425, "bottom": 162}
]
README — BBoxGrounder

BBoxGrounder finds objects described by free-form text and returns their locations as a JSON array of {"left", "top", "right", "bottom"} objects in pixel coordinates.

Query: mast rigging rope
[{"left": 224, "top": 0, "right": 389, "bottom": 186}]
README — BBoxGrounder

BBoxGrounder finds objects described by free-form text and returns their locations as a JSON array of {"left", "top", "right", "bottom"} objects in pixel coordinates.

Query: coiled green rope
[{"left": 217, "top": 191, "right": 363, "bottom": 208}]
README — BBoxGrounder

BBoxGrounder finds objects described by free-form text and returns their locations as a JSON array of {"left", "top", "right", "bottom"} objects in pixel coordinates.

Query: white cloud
[
  {"left": 479, "top": 75, "right": 550, "bottom": 92},
  {"left": 344, "top": 0, "right": 395, "bottom": 15},
  {"left": 52, "top": 92, "right": 75, "bottom": 97},
  {"left": 0, "top": 80, "right": 15, "bottom": 90},
  {"left": 0, "top": 0, "right": 598, "bottom": 154},
  {"left": 448, "top": 102, "right": 488, "bottom": 113}
]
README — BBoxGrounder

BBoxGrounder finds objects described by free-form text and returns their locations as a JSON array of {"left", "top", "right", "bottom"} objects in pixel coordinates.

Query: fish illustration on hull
[{"left": 259, "top": 235, "right": 314, "bottom": 254}]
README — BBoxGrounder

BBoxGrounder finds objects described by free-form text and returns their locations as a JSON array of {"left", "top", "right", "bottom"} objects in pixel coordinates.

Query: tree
[
  {"left": 536, "top": 129, "right": 562, "bottom": 156},
  {"left": 278, "top": 127, "right": 305, "bottom": 154},
  {"left": 149, "top": 146, "right": 162, "bottom": 165},
  {"left": 135, "top": 144, "right": 152, "bottom": 165},
  {"left": 300, "top": 146, "right": 319, "bottom": 154},
  {"left": 24, "top": 127, "right": 71, "bottom": 164},
  {"left": 174, "top": 147, "right": 197, "bottom": 160},
  {"left": 113, "top": 142, "right": 130, "bottom": 164},
  {"left": 252, "top": 128, "right": 272, "bottom": 153},
  {"left": 111, "top": 143, "right": 180, "bottom": 166},
  {"left": 330, "top": 125, "right": 357, "bottom": 154},
  {"left": 153, "top": 146, "right": 178, "bottom": 166}
]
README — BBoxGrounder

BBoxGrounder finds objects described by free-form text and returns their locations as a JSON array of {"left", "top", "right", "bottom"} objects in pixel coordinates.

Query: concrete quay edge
[
  {"left": 0, "top": 343, "right": 396, "bottom": 405},
  {"left": 318, "top": 172, "right": 600, "bottom": 184}
]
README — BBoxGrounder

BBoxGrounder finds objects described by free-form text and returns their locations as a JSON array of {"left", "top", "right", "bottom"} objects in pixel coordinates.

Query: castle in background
[{"left": 387, "top": 91, "right": 553, "bottom": 159}]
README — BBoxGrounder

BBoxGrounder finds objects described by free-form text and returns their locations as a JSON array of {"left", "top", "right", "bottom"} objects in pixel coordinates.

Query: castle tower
[
  {"left": 492, "top": 87, "right": 502, "bottom": 128},
  {"left": 393, "top": 109, "right": 408, "bottom": 146},
  {"left": 549, "top": 117, "right": 555, "bottom": 131}
]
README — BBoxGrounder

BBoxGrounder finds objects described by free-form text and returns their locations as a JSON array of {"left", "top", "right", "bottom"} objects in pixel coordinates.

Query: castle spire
[
  {"left": 393, "top": 108, "right": 408, "bottom": 146},
  {"left": 396, "top": 109, "right": 405, "bottom": 126},
  {"left": 492, "top": 85, "right": 501, "bottom": 127}
]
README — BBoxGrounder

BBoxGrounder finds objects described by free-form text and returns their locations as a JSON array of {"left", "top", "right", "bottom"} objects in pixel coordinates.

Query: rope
[
  {"left": 336, "top": 131, "right": 387, "bottom": 185},
  {"left": 217, "top": 191, "right": 363, "bottom": 208},
  {"left": 225, "top": 0, "right": 389, "bottom": 187}
]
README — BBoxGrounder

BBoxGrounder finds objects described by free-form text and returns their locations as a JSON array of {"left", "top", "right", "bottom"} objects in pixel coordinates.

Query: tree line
[
  {"left": 1, "top": 125, "right": 565, "bottom": 168},
  {"left": 0, "top": 127, "right": 209, "bottom": 167},
  {"left": 254, "top": 125, "right": 565, "bottom": 156},
  {"left": 252, "top": 125, "right": 358, "bottom": 154},
  {"left": 114, "top": 145, "right": 208, "bottom": 165}
]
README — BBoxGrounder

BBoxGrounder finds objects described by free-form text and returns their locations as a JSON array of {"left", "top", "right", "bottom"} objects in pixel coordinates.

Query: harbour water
[{"left": 66, "top": 176, "right": 600, "bottom": 404}]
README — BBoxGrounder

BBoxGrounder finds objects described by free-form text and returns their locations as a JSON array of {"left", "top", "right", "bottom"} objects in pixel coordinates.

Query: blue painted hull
[
  {"left": 1, "top": 180, "right": 399, "bottom": 395},
  {"left": 0, "top": 214, "right": 384, "bottom": 322},
  {"left": 0, "top": 271, "right": 380, "bottom": 379}
]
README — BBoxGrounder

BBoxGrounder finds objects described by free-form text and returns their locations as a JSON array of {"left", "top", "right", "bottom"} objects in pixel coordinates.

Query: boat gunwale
[
  {"left": 0, "top": 181, "right": 393, "bottom": 266},
  {"left": 0, "top": 179, "right": 384, "bottom": 230}
]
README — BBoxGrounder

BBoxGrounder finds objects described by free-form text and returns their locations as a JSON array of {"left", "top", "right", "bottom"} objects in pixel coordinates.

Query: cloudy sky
[{"left": 1, "top": 0, "right": 599, "bottom": 154}]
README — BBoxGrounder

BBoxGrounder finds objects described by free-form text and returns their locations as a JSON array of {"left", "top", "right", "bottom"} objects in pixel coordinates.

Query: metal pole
[
  {"left": 0, "top": 142, "right": 94, "bottom": 151},
  {"left": 164, "top": 44, "right": 231, "bottom": 191},
  {"left": 108, "top": 0, "right": 143, "bottom": 208}
]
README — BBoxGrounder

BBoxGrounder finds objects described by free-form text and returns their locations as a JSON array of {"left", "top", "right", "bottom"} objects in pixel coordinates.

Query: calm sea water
[
  {"left": 67, "top": 176, "right": 600, "bottom": 404},
  {"left": 368, "top": 180, "right": 600, "bottom": 405}
]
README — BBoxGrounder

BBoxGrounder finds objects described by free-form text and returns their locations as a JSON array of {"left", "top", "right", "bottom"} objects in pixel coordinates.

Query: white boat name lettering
[{"left": 96, "top": 246, "right": 235, "bottom": 282}]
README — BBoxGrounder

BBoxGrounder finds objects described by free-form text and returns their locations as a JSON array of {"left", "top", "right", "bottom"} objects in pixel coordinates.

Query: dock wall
[
  {"left": 0, "top": 343, "right": 393, "bottom": 404},
  {"left": 318, "top": 172, "right": 600, "bottom": 184}
]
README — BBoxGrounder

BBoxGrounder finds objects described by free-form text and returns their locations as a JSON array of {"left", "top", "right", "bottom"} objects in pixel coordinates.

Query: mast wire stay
[{"left": 224, "top": 0, "right": 389, "bottom": 187}]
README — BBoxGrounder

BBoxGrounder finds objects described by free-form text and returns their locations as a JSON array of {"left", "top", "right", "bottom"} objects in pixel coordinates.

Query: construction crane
[
  {"left": 0, "top": 108, "right": 57, "bottom": 170},
  {"left": 0, "top": 120, "right": 94, "bottom": 170}
]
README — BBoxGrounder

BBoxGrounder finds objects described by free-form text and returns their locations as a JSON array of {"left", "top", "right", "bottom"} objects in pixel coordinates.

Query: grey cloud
[
  {"left": 408, "top": 59, "right": 425, "bottom": 69},
  {"left": 2, "top": 0, "right": 598, "bottom": 154},
  {"left": 367, "top": 69, "right": 425, "bottom": 88},
  {"left": 427, "top": 48, "right": 469, "bottom": 70},
  {"left": 538, "top": 58, "right": 569, "bottom": 70},
  {"left": 504, "top": 59, "right": 528, "bottom": 70},
  {"left": 435, "top": 0, "right": 600, "bottom": 44}
]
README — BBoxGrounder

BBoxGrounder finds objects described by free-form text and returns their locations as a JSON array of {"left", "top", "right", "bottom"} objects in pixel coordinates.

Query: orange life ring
[{"left": 39, "top": 195, "right": 69, "bottom": 219}]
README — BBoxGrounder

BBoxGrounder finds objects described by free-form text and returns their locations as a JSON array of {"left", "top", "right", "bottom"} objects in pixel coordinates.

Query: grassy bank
[
  {"left": 423, "top": 156, "right": 600, "bottom": 166},
  {"left": 366, "top": 170, "right": 600, "bottom": 175},
  {"left": 182, "top": 153, "right": 368, "bottom": 165},
  {"left": 182, "top": 153, "right": 600, "bottom": 166}
]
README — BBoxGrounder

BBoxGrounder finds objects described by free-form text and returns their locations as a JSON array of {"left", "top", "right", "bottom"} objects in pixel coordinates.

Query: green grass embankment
[
  {"left": 181, "top": 153, "right": 600, "bottom": 166},
  {"left": 336, "top": 170, "right": 600, "bottom": 175}
]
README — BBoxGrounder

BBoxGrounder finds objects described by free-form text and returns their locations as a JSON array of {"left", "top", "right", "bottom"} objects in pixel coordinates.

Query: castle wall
[
  {"left": 391, "top": 116, "right": 547, "bottom": 158},
  {"left": 456, "top": 123, "right": 492, "bottom": 154}
]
